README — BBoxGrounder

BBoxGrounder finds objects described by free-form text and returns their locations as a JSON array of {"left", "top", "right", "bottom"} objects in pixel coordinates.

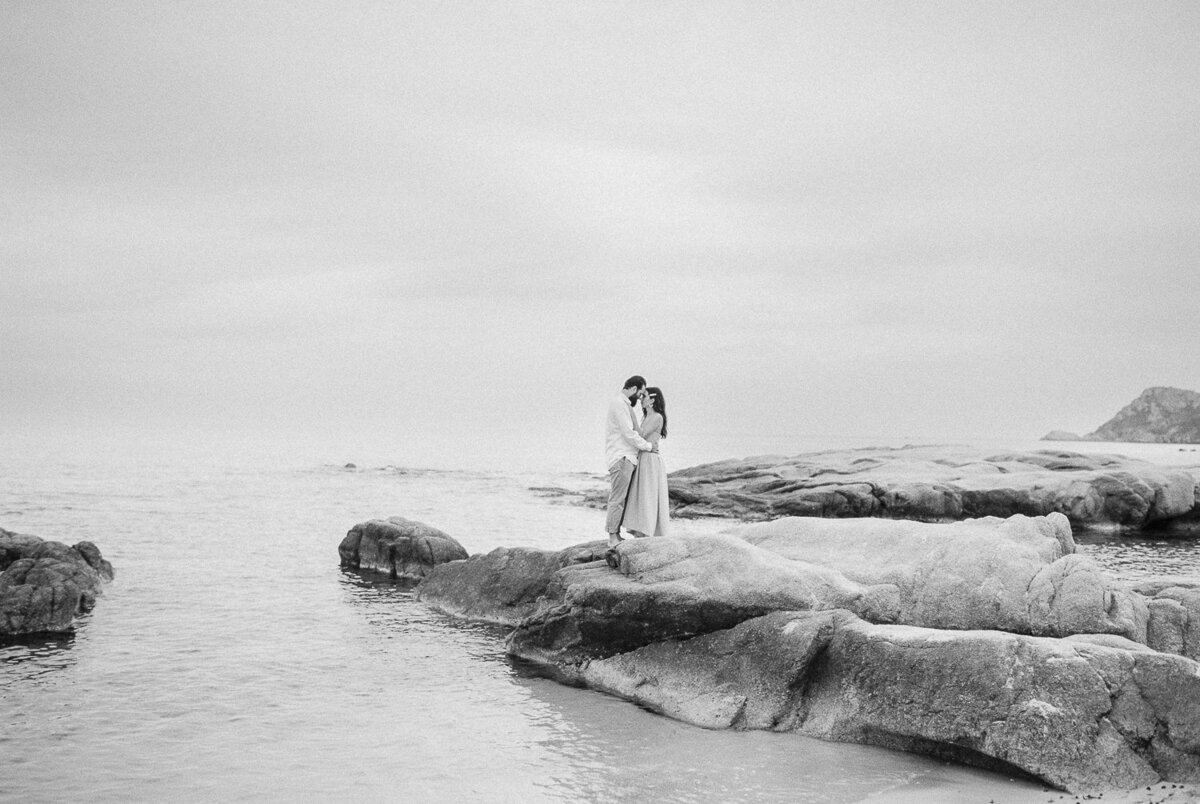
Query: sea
[{"left": 3, "top": 429, "right": 1200, "bottom": 803}]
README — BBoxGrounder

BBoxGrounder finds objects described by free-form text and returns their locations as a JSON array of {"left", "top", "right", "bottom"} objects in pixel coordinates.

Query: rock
[
  {"left": 405, "top": 513, "right": 1200, "bottom": 792},
  {"left": 507, "top": 533, "right": 894, "bottom": 667},
  {"left": 581, "top": 609, "right": 1200, "bottom": 794},
  {"left": 338, "top": 516, "right": 468, "bottom": 581},
  {"left": 582, "top": 609, "right": 843, "bottom": 730},
  {"left": 527, "top": 486, "right": 591, "bottom": 502},
  {"left": 0, "top": 527, "right": 115, "bottom": 637},
  {"left": 73, "top": 540, "right": 115, "bottom": 581},
  {"left": 665, "top": 445, "right": 1200, "bottom": 533},
  {"left": 1129, "top": 579, "right": 1200, "bottom": 661},
  {"left": 417, "top": 541, "right": 608, "bottom": 625},
  {"left": 735, "top": 513, "right": 1147, "bottom": 640},
  {"left": 506, "top": 516, "right": 1151, "bottom": 666},
  {"left": 1087, "top": 387, "right": 1200, "bottom": 444}
]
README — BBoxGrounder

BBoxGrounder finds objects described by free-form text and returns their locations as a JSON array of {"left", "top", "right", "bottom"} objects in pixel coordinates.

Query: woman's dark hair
[{"left": 645, "top": 386, "right": 667, "bottom": 438}]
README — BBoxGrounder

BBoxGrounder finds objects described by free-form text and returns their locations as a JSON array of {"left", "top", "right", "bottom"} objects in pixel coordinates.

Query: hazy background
[{"left": 4, "top": 1, "right": 1198, "bottom": 470}]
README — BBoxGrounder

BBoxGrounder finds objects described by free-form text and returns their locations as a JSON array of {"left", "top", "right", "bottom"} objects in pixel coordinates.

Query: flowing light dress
[{"left": 622, "top": 412, "right": 669, "bottom": 538}]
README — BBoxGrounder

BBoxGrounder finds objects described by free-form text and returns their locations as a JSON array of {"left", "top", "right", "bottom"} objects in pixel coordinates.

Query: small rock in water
[{"left": 338, "top": 516, "right": 467, "bottom": 581}]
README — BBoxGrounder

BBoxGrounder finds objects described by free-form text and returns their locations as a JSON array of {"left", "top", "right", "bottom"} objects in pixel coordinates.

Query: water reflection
[
  {"left": 508, "top": 670, "right": 1050, "bottom": 803},
  {"left": 338, "top": 571, "right": 1051, "bottom": 803},
  {"left": 339, "top": 566, "right": 515, "bottom": 669},
  {"left": 338, "top": 566, "right": 423, "bottom": 592},
  {"left": 0, "top": 632, "right": 77, "bottom": 686}
]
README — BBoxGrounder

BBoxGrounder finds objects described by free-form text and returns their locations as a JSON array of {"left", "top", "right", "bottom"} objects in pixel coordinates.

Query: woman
[{"left": 621, "top": 386, "right": 669, "bottom": 539}]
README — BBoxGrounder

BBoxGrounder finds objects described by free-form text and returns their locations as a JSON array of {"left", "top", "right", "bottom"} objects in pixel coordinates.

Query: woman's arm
[{"left": 638, "top": 413, "right": 663, "bottom": 445}]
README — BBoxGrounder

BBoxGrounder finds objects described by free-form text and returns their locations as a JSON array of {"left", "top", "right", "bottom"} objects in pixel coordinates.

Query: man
[{"left": 605, "top": 375, "right": 654, "bottom": 547}]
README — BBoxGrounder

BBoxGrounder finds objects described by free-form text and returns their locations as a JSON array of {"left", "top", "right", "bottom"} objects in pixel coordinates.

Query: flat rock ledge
[
  {"left": 1, "top": 527, "right": 115, "bottom": 637},
  {"left": 414, "top": 514, "right": 1200, "bottom": 794},
  {"left": 338, "top": 516, "right": 468, "bottom": 581},
  {"left": 415, "top": 541, "right": 608, "bottom": 625},
  {"left": 665, "top": 445, "right": 1200, "bottom": 534}
]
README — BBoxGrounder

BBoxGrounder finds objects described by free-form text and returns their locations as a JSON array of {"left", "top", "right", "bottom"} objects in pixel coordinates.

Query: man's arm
[{"left": 610, "top": 397, "right": 652, "bottom": 452}]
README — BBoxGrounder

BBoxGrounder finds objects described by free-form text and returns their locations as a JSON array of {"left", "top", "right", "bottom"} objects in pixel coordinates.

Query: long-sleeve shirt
[{"left": 605, "top": 392, "right": 653, "bottom": 470}]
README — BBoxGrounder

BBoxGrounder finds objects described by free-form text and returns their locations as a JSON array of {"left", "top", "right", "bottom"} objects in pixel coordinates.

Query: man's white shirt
[{"left": 605, "top": 393, "right": 652, "bottom": 470}]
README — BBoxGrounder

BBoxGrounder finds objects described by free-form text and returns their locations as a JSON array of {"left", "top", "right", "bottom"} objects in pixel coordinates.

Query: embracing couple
[{"left": 604, "top": 375, "right": 670, "bottom": 550}]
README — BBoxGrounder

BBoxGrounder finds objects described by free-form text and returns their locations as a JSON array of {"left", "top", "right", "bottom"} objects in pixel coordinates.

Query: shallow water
[
  {"left": 1074, "top": 532, "right": 1200, "bottom": 580},
  {"left": 1, "top": 447, "right": 1194, "bottom": 802}
]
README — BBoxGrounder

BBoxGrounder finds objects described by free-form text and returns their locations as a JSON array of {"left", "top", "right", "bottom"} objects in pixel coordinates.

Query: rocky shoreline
[
  {"left": 338, "top": 448, "right": 1200, "bottom": 795},
  {"left": 658, "top": 446, "right": 1200, "bottom": 534},
  {"left": 1, "top": 527, "right": 114, "bottom": 638}
]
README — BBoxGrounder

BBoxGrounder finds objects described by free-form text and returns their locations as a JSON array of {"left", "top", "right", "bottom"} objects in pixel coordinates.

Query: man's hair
[{"left": 622, "top": 375, "right": 647, "bottom": 391}]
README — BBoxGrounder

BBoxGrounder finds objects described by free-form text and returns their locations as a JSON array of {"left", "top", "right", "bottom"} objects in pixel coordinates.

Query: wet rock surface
[{"left": 1, "top": 527, "right": 114, "bottom": 637}]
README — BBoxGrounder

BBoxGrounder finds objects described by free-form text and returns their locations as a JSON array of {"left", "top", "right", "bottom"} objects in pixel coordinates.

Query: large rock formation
[
  {"left": 664, "top": 445, "right": 1200, "bottom": 533},
  {"left": 582, "top": 609, "right": 1200, "bottom": 794},
  {"left": 411, "top": 514, "right": 1200, "bottom": 793},
  {"left": 1, "top": 527, "right": 115, "bottom": 637},
  {"left": 504, "top": 516, "right": 1158, "bottom": 666},
  {"left": 733, "top": 514, "right": 1148, "bottom": 639},
  {"left": 338, "top": 516, "right": 468, "bottom": 581},
  {"left": 1087, "top": 387, "right": 1200, "bottom": 444},
  {"left": 1044, "top": 387, "right": 1200, "bottom": 445}
]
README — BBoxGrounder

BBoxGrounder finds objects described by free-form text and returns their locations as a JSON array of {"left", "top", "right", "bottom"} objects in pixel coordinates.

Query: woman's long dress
[{"left": 622, "top": 414, "right": 669, "bottom": 538}]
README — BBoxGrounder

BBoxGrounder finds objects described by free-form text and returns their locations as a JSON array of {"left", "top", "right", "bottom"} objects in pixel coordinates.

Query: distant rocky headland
[
  {"left": 339, "top": 509, "right": 1200, "bottom": 794},
  {"left": 1044, "top": 386, "right": 1200, "bottom": 444},
  {"left": 1, "top": 527, "right": 114, "bottom": 638}
]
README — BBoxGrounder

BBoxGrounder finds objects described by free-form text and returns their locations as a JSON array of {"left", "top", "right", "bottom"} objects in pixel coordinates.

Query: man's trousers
[{"left": 605, "top": 458, "right": 635, "bottom": 534}]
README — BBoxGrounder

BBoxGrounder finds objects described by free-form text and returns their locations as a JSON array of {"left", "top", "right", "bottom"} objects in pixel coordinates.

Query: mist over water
[
  {"left": 9, "top": 417, "right": 1200, "bottom": 476},
  {"left": 2, "top": 429, "right": 1198, "bottom": 802}
]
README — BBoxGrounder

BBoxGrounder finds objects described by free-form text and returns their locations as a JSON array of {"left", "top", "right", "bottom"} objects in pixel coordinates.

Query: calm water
[{"left": 2, "top": 440, "right": 1198, "bottom": 802}]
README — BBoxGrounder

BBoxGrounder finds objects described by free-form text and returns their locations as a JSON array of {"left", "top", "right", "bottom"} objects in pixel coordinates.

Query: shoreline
[{"left": 658, "top": 444, "right": 1200, "bottom": 534}]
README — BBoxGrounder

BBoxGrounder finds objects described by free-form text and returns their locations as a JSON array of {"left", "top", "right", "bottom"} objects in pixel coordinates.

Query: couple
[{"left": 604, "top": 375, "right": 670, "bottom": 550}]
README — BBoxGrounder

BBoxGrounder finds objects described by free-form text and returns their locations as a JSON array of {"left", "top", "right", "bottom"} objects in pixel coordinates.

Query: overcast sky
[{"left": 3, "top": 2, "right": 1198, "bottom": 468}]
